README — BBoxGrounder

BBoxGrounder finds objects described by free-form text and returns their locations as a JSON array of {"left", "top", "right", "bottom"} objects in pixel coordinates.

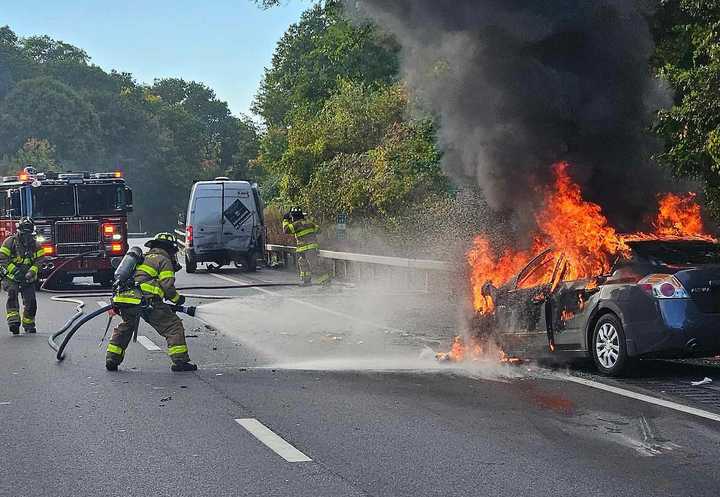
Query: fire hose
[{"left": 45, "top": 250, "right": 302, "bottom": 360}]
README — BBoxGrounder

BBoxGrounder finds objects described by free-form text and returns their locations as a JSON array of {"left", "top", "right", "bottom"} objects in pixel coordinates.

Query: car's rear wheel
[{"left": 591, "top": 314, "right": 629, "bottom": 376}]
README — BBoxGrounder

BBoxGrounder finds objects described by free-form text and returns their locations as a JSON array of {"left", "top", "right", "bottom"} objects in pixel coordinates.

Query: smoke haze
[{"left": 349, "top": 0, "right": 672, "bottom": 232}]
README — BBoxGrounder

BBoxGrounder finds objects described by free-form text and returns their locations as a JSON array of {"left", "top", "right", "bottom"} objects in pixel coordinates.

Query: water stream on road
[{"left": 192, "top": 287, "right": 522, "bottom": 380}]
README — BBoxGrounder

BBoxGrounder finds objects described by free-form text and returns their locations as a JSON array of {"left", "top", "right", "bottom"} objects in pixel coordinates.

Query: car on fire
[{"left": 476, "top": 237, "right": 720, "bottom": 376}]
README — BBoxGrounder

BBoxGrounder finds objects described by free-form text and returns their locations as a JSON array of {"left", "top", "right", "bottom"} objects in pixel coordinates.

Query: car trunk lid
[{"left": 673, "top": 265, "right": 720, "bottom": 313}]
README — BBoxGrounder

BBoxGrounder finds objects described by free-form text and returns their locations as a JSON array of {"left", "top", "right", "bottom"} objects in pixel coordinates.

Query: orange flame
[
  {"left": 468, "top": 162, "right": 627, "bottom": 315},
  {"left": 653, "top": 193, "right": 705, "bottom": 237}
]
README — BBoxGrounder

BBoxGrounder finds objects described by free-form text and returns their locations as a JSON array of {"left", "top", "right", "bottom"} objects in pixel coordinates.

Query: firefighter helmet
[
  {"left": 16, "top": 217, "right": 34, "bottom": 233},
  {"left": 289, "top": 207, "right": 305, "bottom": 221},
  {"left": 145, "top": 232, "right": 179, "bottom": 252}
]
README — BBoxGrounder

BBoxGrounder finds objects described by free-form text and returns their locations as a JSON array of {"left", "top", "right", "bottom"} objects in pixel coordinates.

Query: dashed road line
[
  {"left": 234, "top": 418, "right": 312, "bottom": 462},
  {"left": 560, "top": 374, "right": 720, "bottom": 423},
  {"left": 137, "top": 336, "right": 162, "bottom": 351},
  {"left": 210, "top": 273, "right": 406, "bottom": 334}
]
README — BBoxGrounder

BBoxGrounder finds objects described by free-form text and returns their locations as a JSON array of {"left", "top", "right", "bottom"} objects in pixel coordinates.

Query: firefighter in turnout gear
[
  {"left": 282, "top": 207, "right": 332, "bottom": 286},
  {"left": 106, "top": 233, "right": 197, "bottom": 372},
  {"left": 0, "top": 218, "right": 45, "bottom": 334}
]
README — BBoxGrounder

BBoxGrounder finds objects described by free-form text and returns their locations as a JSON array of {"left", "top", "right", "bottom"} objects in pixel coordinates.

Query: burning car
[
  {"left": 452, "top": 163, "right": 720, "bottom": 376},
  {"left": 475, "top": 237, "right": 720, "bottom": 376}
]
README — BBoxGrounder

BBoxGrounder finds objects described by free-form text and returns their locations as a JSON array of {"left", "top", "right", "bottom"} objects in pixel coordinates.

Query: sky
[{"left": 1, "top": 0, "right": 311, "bottom": 116}]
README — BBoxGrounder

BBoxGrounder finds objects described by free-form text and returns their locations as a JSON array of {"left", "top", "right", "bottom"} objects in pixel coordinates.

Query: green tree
[
  {"left": 253, "top": 0, "right": 399, "bottom": 127},
  {"left": 0, "top": 76, "right": 102, "bottom": 164},
  {"left": 11, "top": 138, "right": 59, "bottom": 171},
  {"left": 653, "top": 1, "right": 720, "bottom": 215}
]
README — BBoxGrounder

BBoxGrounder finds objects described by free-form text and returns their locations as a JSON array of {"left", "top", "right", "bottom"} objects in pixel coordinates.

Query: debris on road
[{"left": 691, "top": 377, "right": 713, "bottom": 386}]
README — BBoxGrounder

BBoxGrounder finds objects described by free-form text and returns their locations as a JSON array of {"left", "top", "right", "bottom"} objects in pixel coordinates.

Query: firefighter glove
[
  {"left": 25, "top": 270, "right": 36, "bottom": 283},
  {"left": 175, "top": 295, "right": 186, "bottom": 306}
]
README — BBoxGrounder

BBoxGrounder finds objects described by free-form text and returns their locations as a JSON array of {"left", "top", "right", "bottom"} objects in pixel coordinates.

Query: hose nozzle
[{"left": 170, "top": 304, "right": 196, "bottom": 317}]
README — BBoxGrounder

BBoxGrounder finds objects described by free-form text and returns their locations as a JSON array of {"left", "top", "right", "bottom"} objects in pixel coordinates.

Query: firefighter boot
[
  {"left": 105, "top": 343, "right": 125, "bottom": 371},
  {"left": 9, "top": 324, "right": 19, "bottom": 335},
  {"left": 22, "top": 316, "right": 36, "bottom": 334},
  {"left": 171, "top": 361, "right": 198, "bottom": 372}
]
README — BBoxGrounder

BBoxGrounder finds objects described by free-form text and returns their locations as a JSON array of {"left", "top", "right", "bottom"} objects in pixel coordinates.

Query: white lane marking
[
  {"left": 137, "top": 336, "right": 162, "bottom": 351},
  {"left": 560, "top": 374, "right": 720, "bottom": 423},
  {"left": 210, "top": 273, "right": 406, "bottom": 334},
  {"left": 0, "top": 402, "right": 11, "bottom": 406},
  {"left": 98, "top": 301, "right": 108, "bottom": 307},
  {"left": 234, "top": 418, "right": 312, "bottom": 462}
]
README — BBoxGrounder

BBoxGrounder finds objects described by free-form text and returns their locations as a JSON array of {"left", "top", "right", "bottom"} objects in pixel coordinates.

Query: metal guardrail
[
  {"left": 174, "top": 229, "right": 186, "bottom": 248},
  {"left": 177, "top": 231, "right": 451, "bottom": 289},
  {"left": 266, "top": 244, "right": 450, "bottom": 271}
]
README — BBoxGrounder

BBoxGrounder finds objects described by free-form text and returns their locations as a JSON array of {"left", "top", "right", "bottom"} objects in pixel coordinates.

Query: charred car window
[
  {"left": 629, "top": 241, "right": 720, "bottom": 266},
  {"left": 32, "top": 186, "right": 75, "bottom": 217},
  {"left": 77, "top": 185, "right": 124, "bottom": 215},
  {"left": 515, "top": 249, "right": 556, "bottom": 289}
]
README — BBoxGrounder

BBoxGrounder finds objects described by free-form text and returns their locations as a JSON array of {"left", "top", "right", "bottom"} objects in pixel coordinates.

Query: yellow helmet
[{"left": 145, "top": 232, "right": 178, "bottom": 251}]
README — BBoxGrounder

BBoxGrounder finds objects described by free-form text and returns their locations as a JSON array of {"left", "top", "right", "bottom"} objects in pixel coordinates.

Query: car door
[
  {"left": 221, "top": 183, "right": 255, "bottom": 253},
  {"left": 191, "top": 184, "right": 223, "bottom": 252},
  {"left": 495, "top": 249, "right": 556, "bottom": 336}
]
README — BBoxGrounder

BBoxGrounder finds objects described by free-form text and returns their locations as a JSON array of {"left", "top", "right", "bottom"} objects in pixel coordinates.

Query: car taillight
[
  {"left": 42, "top": 245, "right": 54, "bottom": 256},
  {"left": 186, "top": 225, "right": 193, "bottom": 247},
  {"left": 638, "top": 274, "right": 689, "bottom": 299},
  {"left": 110, "top": 243, "right": 123, "bottom": 254}
]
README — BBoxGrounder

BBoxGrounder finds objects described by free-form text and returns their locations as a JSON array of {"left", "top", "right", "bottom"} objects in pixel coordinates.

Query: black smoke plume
[{"left": 349, "top": 0, "right": 672, "bottom": 232}]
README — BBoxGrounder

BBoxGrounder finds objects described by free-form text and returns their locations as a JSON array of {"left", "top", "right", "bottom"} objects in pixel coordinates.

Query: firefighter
[
  {"left": 0, "top": 218, "right": 45, "bottom": 334},
  {"left": 106, "top": 232, "right": 197, "bottom": 372},
  {"left": 282, "top": 207, "right": 332, "bottom": 286}
]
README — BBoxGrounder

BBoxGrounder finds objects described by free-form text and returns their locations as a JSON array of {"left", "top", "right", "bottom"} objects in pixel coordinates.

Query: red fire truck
[{"left": 0, "top": 167, "right": 133, "bottom": 286}]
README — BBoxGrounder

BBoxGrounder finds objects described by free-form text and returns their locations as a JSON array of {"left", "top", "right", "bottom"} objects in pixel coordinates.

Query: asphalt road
[{"left": 2, "top": 259, "right": 720, "bottom": 496}]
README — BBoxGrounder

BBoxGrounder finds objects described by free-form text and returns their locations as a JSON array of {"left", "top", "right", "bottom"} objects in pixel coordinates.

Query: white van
[{"left": 182, "top": 178, "right": 265, "bottom": 273}]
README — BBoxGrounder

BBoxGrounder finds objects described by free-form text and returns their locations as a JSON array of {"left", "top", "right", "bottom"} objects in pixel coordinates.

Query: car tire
[
  {"left": 591, "top": 314, "right": 630, "bottom": 376},
  {"left": 185, "top": 254, "right": 197, "bottom": 274}
]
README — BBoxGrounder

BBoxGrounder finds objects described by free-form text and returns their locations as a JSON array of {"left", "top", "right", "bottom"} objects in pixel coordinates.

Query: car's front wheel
[{"left": 591, "top": 314, "right": 630, "bottom": 376}]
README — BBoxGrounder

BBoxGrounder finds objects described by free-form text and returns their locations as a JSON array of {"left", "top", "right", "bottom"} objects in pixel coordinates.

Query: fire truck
[{"left": 0, "top": 167, "right": 133, "bottom": 286}]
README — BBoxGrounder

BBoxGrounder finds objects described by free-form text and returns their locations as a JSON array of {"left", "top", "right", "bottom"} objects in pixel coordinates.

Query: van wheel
[
  {"left": 245, "top": 254, "right": 257, "bottom": 272},
  {"left": 185, "top": 254, "right": 197, "bottom": 274},
  {"left": 591, "top": 314, "right": 630, "bottom": 377}
]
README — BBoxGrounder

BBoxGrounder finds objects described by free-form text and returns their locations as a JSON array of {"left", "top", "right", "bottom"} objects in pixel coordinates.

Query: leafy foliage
[
  {"left": 653, "top": 1, "right": 720, "bottom": 217},
  {"left": 253, "top": 0, "right": 399, "bottom": 127},
  {"left": 253, "top": 1, "right": 450, "bottom": 249}
]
